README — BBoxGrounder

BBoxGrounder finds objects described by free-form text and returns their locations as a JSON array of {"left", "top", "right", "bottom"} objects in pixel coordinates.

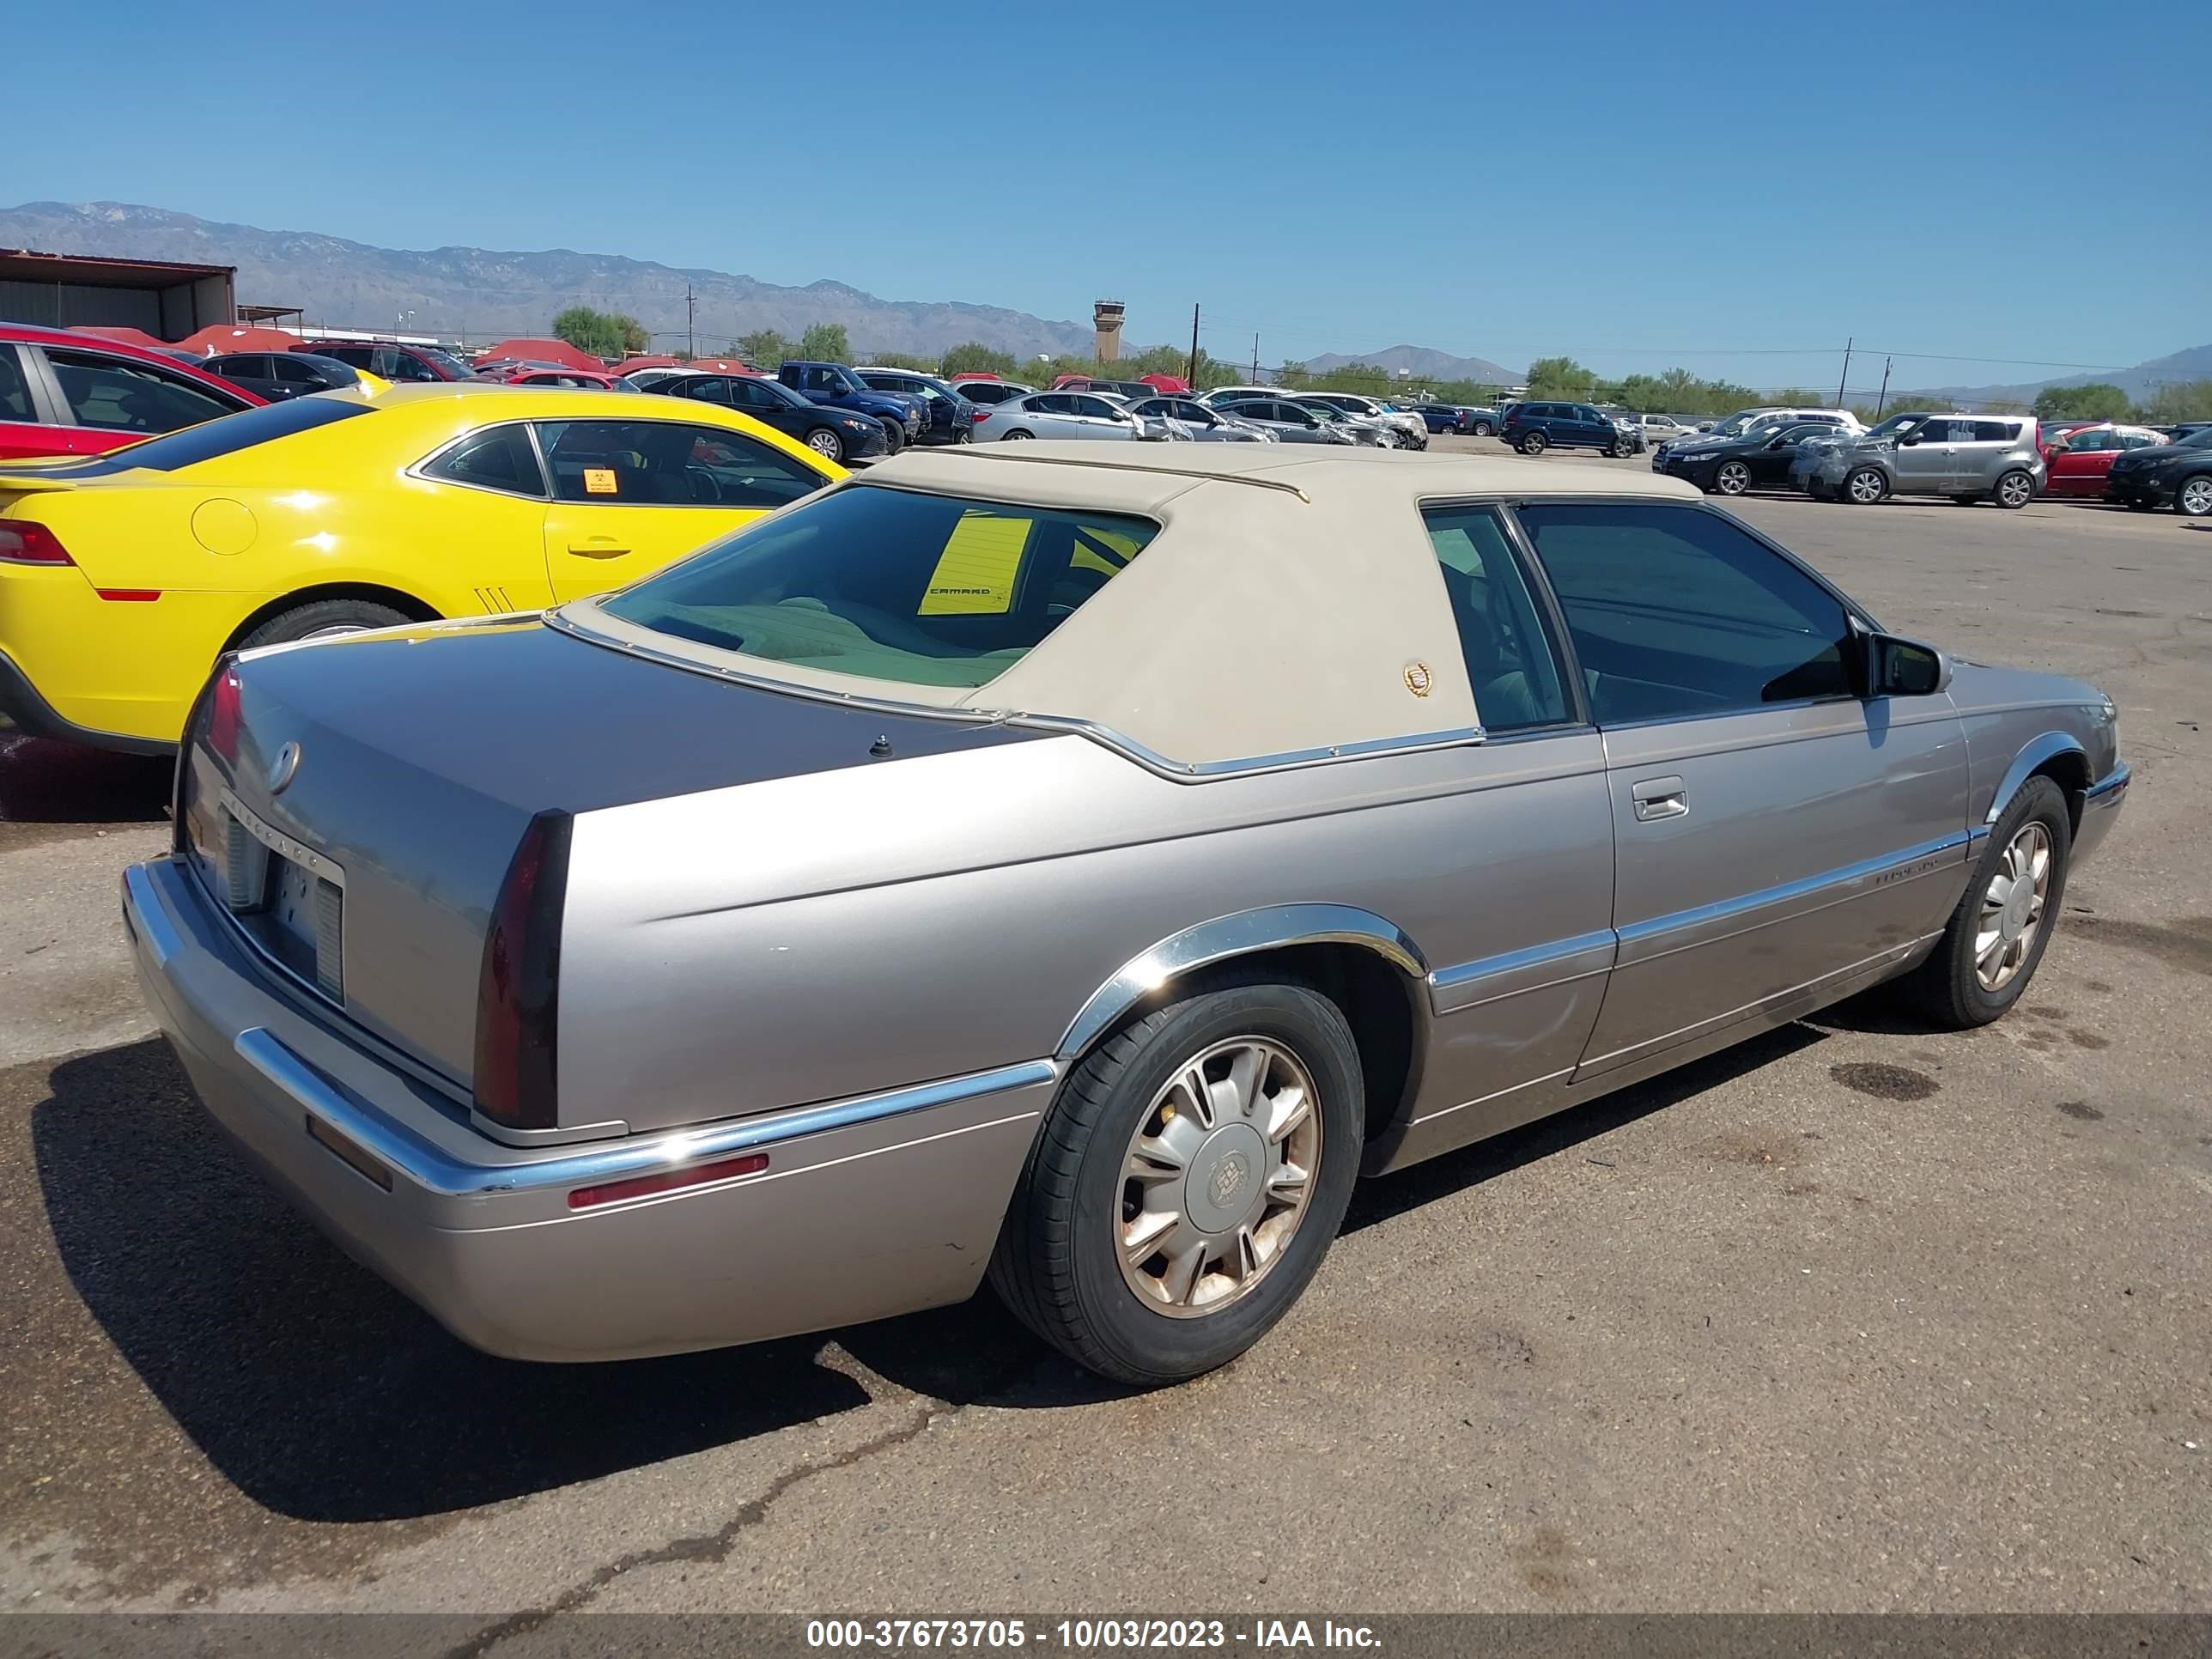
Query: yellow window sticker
[
  {"left": 919, "top": 512, "right": 1030, "bottom": 615},
  {"left": 582, "top": 467, "right": 618, "bottom": 495}
]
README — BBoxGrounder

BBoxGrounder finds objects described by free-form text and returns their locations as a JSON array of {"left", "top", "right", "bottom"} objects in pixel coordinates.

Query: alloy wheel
[
  {"left": 805, "top": 429, "right": 843, "bottom": 460},
  {"left": 1116, "top": 1037, "right": 1322, "bottom": 1318},
  {"left": 1848, "top": 468, "right": 1887, "bottom": 504},
  {"left": 1716, "top": 460, "right": 1751, "bottom": 495},
  {"left": 1974, "top": 822, "right": 2052, "bottom": 992},
  {"left": 1997, "top": 471, "right": 2034, "bottom": 507},
  {"left": 2179, "top": 477, "right": 2212, "bottom": 516}
]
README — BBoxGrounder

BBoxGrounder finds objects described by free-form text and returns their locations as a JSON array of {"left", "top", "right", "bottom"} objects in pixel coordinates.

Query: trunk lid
[{"left": 180, "top": 617, "right": 1034, "bottom": 1096}]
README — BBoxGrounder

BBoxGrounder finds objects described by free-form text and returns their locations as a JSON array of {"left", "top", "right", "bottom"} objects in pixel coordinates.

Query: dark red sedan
[
  {"left": 0, "top": 323, "right": 263, "bottom": 461},
  {"left": 2039, "top": 422, "right": 2169, "bottom": 500}
]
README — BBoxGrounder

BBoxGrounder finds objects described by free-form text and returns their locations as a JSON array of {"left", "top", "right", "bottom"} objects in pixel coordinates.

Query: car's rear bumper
[
  {"left": 0, "top": 644, "right": 174, "bottom": 754},
  {"left": 124, "top": 854, "right": 1054, "bottom": 1362}
]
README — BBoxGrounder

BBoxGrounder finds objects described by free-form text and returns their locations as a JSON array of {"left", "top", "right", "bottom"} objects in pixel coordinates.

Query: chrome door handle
[{"left": 1630, "top": 776, "right": 1688, "bottom": 821}]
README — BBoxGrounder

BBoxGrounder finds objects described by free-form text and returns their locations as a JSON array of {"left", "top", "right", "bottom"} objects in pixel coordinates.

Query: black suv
[
  {"left": 1498, "top": 401, "right": 1628, "bottom": 457},
  {"left": 2106, "top": 427, "right": 2212, "bottom": 517}
]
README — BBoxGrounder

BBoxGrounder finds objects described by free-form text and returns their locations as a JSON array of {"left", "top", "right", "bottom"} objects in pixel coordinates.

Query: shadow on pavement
[
  {"left": 32, "top": 1039, "right": 875, "bottom": 1524},
  {"left": 0, "top": 729, "right": 172, "bottom": 824}
]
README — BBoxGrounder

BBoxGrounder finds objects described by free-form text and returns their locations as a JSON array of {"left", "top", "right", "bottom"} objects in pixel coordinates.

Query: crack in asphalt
[{"left": 440, "top": 1399, "right": 945, "bottom": 1659}]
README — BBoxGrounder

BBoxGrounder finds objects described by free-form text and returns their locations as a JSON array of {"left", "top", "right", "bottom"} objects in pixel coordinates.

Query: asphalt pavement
[{"left": 1, "top": 464, "right": 2206, "bottom": 1627}]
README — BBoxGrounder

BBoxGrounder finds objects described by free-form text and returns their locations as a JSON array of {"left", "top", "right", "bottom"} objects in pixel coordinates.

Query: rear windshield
[
  {"left": 30, "top": 396, "right": 373, "bottom": 476},
  {"left": 599, "top": 483, "right": 1159, "bottom": 688}
]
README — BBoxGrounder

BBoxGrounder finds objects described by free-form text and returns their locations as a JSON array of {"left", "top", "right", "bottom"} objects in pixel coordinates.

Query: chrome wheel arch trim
[
  {"left": 1054, "top": 904, "right": 1432, "bottom": 1063},
  {"left": 1983, "top": 730, "right": 2090, "bottom": 825}
]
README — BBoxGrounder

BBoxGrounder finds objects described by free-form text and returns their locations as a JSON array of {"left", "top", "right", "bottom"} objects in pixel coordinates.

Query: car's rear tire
[
  {"left": 1002, "top": 428, "right": 1035, "bottom": 441},
  {"left": 1715, "top": 459, "right": 1752, "bottom": 495},
  {"left": 1471, "top": 420, "right": 1493, "bottom": 437},
  {"left": 2177, "top": 474, "right": 2212, "bottom": 517},
  {"left": 1994, "top": 469, "right": 2036, "bottom": 509},
  {"left": 1518, "top": 431, "right": 1547, "bottom": 455},
  {"left": 1900, "top": 776, "right": 2069, "bottom": 1030},
  {"left": 1845, "top": 466, "right": 1889, "bottom": 504},
  {"left": 238, "top": 599, "right": 413, "bottom": 651},
  {"left": 989, "top": 975, "right": 1364, "bottom": 1386},
  {"left": 805, "top": 427, "right": 846, "bottom": 464}
]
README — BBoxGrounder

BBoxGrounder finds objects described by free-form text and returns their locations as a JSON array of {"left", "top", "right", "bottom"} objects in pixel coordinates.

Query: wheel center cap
[
  {"left": 2002, "top": 880, "right": 2033, "bottom": 940},
  {"left": 1185, "top": 1124, "right": 1267, "bottom": 1234}
]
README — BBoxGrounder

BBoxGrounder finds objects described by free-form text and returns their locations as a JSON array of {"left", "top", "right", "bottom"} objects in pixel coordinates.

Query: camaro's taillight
[
  {"left": 473, "top": 811, "right": 572, "bottom": 1133},
  {"left": 0, "top": 518, "right": 73, "bottom": 565}
]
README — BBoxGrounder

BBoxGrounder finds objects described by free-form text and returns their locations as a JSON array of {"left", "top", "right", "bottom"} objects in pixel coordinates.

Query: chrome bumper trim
[
  {"left": 2084, "top": 763, "right": 2130, "bottom": 805},
  {"left": 120, "top": 863, "right": 182, "bottom": 968},
  {"left": 230, "top": 1024, "right": 1059, "bottom": 1201}
]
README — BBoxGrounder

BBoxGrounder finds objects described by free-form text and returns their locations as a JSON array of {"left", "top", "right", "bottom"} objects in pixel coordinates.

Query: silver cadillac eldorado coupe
[{"left": 125, "top": 443, "right": 2128, "bottom": 1385}]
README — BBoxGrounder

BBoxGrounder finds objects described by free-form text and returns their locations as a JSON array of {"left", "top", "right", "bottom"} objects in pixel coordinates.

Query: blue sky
[{"left": 13, "top": 1, "right": 2209, "bottom": 388}]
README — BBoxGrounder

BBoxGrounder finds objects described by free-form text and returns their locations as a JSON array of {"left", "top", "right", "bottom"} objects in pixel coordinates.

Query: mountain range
[
  {"left": 1303, "top": 344, "right": 1521, "bottom": 386},
  {"left": 1890, "top": 343, "right": 2212, "bottom": 409},
  {"left": 0, "top": 201, "right": 1102, "bottom": 360}
]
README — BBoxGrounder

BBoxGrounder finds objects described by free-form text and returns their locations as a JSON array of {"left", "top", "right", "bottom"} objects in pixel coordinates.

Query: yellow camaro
[{"left": 0, "top": 382, "right": 843, "bottom": 752}]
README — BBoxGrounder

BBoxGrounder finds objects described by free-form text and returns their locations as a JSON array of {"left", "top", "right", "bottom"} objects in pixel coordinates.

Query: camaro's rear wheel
[
  {"left": 1995, "top": 469, "right": 2035, "bottom": 508},
  {"left": 989, "top": 976, "right": 1364, "bottom": 1385},
  {"left": 1845, "top": 466, "right": 1889, "bottom": 504},
  {"left": 1902, "top": 776, "right": 2069, "bottom": 1029},
  {"left": 237, "top": 599, "right": 412, "bottom": 650},
  {"left": 1714, "top": 459, "right": 1752, "bottom": 495}
]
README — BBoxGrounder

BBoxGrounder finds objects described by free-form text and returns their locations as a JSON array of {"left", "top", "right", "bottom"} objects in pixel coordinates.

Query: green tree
[
  {"left": 550, "top": 306, "right": 632, "bottom": 360},
  {"left": 2141, "top": 380, "right": 2212, "bottom": 423},
  {"left": 1526, "top": 356, "right": 1595, "bottom": 400},
  {"left": 1274, "top": 361, "right": 1313, "bottom": 390},
  {"left": 799, "top": 322, "right": 852, "bottom": 363},
  {"left": 611, "top": 314, "right": 648, "bottom": 354},
  {"left": 865, "top": 350, "right": 938, "bottom": 373},
  {"left": 736, "top": 330, "right": 792, "bottom": 368},
  {"left": 940, "top": 342, "right": 1017, "bottom": 379},
  {"left": 2033, "top": 382, "right": 2134, "bottom": 422}
]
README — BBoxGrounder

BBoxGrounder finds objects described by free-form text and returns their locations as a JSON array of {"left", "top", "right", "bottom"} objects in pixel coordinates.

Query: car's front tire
[
  {"left": 878, "top": 419, "right": 904, "bottom": 456},
  {"left": 989, "top": 976, "right": 1364, "bottom": 1386},
  {"left": 1845, "top": 466, "right": 1889, "bottom": 504},
  {"left": 805, "top": 426, "right": 847, "bottom": 464},
  {"left": 1471, "top": 420, "right": 1493, "bottom": 437},
  {"left": 238, "top": 599, "right": 412, "bottom": 650},
  {"left": 1714, "top": 459, "right": 1752, "bottom": 495},
  {"left": 1902, "top": 776, "right": 2069, "bottom": 1029}
]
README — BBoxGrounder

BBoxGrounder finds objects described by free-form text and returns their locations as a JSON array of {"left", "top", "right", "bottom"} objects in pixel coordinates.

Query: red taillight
[
  {"left": 473, "top": 811, "right": 573, "bottom": 1133},
  {"left": 568, "top": 1152, "right": 769, "bottom": 1211},
  {"left": 0, "top": 518, "right": 73, "bottom": 566},
  {"left": 969, "top": 408, "right": 991, "bottom": 422},
  {"left": 207, "top": 663, "right": 244, "bottom": 764}
]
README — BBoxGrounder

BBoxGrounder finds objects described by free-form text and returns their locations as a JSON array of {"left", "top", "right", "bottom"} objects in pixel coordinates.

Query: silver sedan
[
  {"left": 975, "top": 391, "right": 1152, "bottom": 442},
  {"left": 1131, "top": 396, "right": 1275, "bottom": 442}
]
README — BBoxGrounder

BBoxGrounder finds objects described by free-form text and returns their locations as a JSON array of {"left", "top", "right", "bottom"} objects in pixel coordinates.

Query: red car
[
  {"left": 2039, "top": 422, "right": 2169, "bottom": 500},
  {"left": 0, "top": 323, "right": 263, "bottom": 461}
]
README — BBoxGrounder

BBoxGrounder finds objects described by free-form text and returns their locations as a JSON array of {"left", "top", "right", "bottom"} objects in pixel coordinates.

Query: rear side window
[
  {"left": 1421, "top": 507, "right": 1571, "bottom": 732},
  {"left": 601, "top": 484, "right": 1160, "bottom": 688},
  {"left": 537, "top": 419, "right": 823, "bottom": 508},
  {"left": 33, "top": 394, "right": 371, "bottom": 475},
  {"left": 422, "top": 424, "right": 545, "bottom": 497},
  {"left": 1971, "top": 420, "right": 2017, "bottom": 442},
  {"left": 46, "top": 349, "right": 241, "bottom": 433},
  {"left": 0, "top": 347, "right": 31, "bottom": 420},
  {"left": 271, "top": 356, "right": 326, "bottom": 386},
  {"left": 1516, "top": 502, "right": 1852, "bottom": 723}
]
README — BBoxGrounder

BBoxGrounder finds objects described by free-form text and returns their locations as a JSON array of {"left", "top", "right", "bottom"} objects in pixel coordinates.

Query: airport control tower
[{"left": 1093, "top": 300, "right": 1125, "bottom": 362}]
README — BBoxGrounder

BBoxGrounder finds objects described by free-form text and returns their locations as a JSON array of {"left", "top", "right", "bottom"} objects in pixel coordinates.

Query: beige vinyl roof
[{"left": 568, "top": 441, "right": 1702, "bottom": 775}]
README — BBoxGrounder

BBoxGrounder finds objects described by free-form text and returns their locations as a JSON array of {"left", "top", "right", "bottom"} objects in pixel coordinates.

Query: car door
[
  {"left": 537, "top": 416, "right": 824, "bottom": 601},
  {"left": 1747, "top": 425, "right": 1808, "bottom": 487},
  {"left": 1573, "top": 404, "right": 1612, "bottom": 448},
  {"left": 722, "top": 375, "right": 809, "bottom": 442},
  {"left": 2043, "top": 426, "right": 2109, "bottom": 497},
  {"left": 1023, "top": 393, "right": 1079, "bottom": 437},
  {"left": 1512, "top": 500, "right": 1970, "bottom": 1085},
  {"left": 0, "top": 343, "right": 64, "bottom": 459},
  {"left": 410, "top": 422, "right": 562, "bottom": 611},
  {"left": 1949, "top": 419, "right": 2013, "bottom": 492},
  {"left": 1893, "top": 416, "right": 1960, "bottom": 494},
  {"left": 1069, "top": 394, "right": 1133, "bottom": 438},
  {"left": 1382, "top": 504, "right": 1618, "bottom": 1162}
]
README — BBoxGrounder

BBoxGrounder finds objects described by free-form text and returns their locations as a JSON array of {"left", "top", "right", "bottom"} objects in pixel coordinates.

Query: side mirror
[
  {"left": 1896, "top": 428, "right": 1922, "bottom": 446},
  {"left": 1856, "top": 629, "right": 1949, "bottom": 698}
]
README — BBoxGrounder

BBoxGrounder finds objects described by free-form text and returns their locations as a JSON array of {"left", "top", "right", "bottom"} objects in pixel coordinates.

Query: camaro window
[
  {"left": 423, "top": 424, "right": 545, "bottom": 496},
  {"left": 600, "top": 484, "right": 1160, "bottom": 688},
  {"left": 1421, "top": 507, "right": 1571, "bottom": 732},
  {"left": 28, "top": 393, "right": 372, "bottom": 476},
  {"left": 1515, "top": 502, "right": 1852, "bottom": 724},
  {"left": 535, "top": 419, "right": 823, "bottom": 508}
]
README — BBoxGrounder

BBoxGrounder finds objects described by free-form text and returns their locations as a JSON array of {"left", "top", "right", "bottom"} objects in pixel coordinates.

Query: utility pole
[
  {"left": 1252, "top": 332, "right": 1260, "bottom": 383},
  {"left": 685, "top": 283, "right": 696, "bottom": 360},
  {"left": 1835, "top": 337, "right": 1853, "bottom": 408},
  {"left": 1875, "top": 357, "right": 1893, "bottom": 418},
  {"left": 1187, "top": 303, "right": 1200, "bottom": 388}
]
